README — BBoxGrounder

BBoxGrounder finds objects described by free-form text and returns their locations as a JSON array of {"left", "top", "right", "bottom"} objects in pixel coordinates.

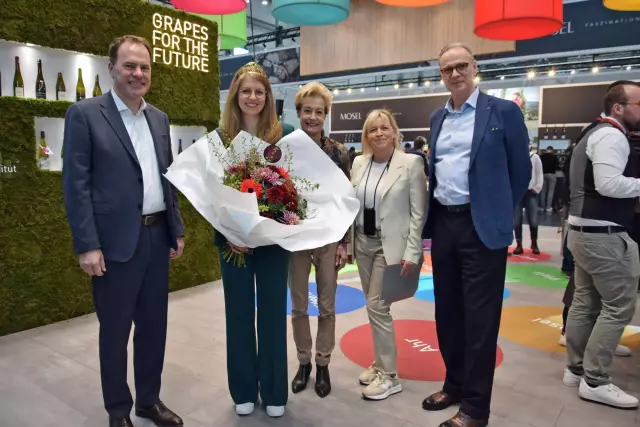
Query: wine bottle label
[
  {"left": 14, "top": 87, "right": 24, "bottom": 97},
  {"left": 36, "top": 89, "right": 46, "bottom": 99},
  {"left": 57, "top": 91, "right": 66, "bottom": 100}
]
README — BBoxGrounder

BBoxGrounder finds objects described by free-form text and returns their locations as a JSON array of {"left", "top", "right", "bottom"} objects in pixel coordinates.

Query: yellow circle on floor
[{"left": 499, "top": 306, "right": 640, "bottom": 354}]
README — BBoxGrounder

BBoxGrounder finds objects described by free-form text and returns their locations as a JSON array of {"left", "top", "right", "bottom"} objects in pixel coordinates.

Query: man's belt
[
  {"left": 142, "top": 211, "right": 166, "bottom": 226},
  {"left": 439, "top": 203, "right": 471, "bottom": 213},
  {"left": 569, "top": 224, "right": 625, "bottom": 234}
]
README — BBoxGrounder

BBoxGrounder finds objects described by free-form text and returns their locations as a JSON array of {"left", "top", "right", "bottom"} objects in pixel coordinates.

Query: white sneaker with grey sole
[
  {"left": 578, "top": 379, "right": 639, "bottom": 409},
  {"left": 235, "top": 403, "right": 254, "bottom": 415},
  {"left": 362, "top": 372, "right": 402, "bottom": 401}
]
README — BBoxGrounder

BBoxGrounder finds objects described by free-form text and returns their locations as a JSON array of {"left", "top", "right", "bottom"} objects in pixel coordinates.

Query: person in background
[
  {"left": 213, "top": 62, "right": 294, "bottom": 418},
  {"left": 289, "top": 82, "right": 351, "bottom": 398},
  {"left": 539, "top": 145, "right": 559, "bottom": 212},
  {"left": 404, "top": 142, "right": 411, "bottom": 152},
  {"left": 351, "top": 109, "right": 427, "bottom": 401},
  {"left": 407, "top": 136, "right": 429, "bottom": 178},
  {"left": 512, "top": 144, "right": 543, "bottom": 255},
  {"left": 349, "top": 146, "right": 358, "bottom": 166},
  {"left": 62, "top": 35, "right": 185, "bottom": 427},
  {"left": 422, "top": 43, "right": 531, "bottom": 427},
  {"left": 564, "top": 80, "right": 640, "bottom": 409}
]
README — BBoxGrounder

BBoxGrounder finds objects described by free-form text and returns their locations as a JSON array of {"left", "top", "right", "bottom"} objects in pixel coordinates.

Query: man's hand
[
  {"left": 79, "top": 249, "right": 106, "bottom": 276},
  {"left": 170, "top": 237, "right": 185, "bottom": 260},
  {"left": 400, "top": 260, "right": 418, "bottom": 277},
  {"left": 335, "top": 244, "right": 347, "bottom": 270}
]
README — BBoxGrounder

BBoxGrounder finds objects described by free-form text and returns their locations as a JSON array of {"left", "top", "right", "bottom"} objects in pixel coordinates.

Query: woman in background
[
  {"left": 351, "top": 109, "right": 428, "bottom": 401},
  {"left": 214, "top": 62, "right": 294, "bottom": 418}
]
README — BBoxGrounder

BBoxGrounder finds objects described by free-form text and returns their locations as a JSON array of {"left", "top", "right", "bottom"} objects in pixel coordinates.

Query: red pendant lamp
[
  {"left": 171, "top": 0, "right": 246, "bottom": 15},
  {"left": 474, "top": 0, "right": 564, "bottom": 41},
  {"left": 375, "top": 0, "right": 450, "bottom": 7}
]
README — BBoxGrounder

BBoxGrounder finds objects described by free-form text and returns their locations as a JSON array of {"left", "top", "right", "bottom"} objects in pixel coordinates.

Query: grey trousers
[
  {"left": 355, "top": 231, "right": 398, "bottom": 374},
  {"left": 566, "top": 229, "right": 640, "bottom": 385}
]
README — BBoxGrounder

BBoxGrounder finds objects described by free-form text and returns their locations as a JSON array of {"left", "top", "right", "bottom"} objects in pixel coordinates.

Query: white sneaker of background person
[
  {"left": 578, "top": 379, "right": 639, "bottom": 409},
  {"left": 559, "top": 333, "right": 632, "bottom": 357},
  {"left": 362, "top": 371, "right": 402, "bottom": 401}
]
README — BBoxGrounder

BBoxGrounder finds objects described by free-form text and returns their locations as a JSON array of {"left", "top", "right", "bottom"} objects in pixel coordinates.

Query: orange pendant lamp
[
  {"left": 474, "top": 0, "right": 564, "bottom": 40},
  {"left": 604, "top": 0, "right": 640, "bottom": 10},
  {"left": 375, "top": 0, "right": 450, "bottom": 7}
]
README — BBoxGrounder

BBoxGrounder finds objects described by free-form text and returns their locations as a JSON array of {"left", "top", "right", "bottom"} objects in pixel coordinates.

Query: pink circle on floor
[{"left": 340, "top": 320, "right": 504, "bottom": 381}]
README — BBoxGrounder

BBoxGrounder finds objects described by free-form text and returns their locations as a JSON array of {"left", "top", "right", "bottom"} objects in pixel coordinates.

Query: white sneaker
[
  {"left": 559, "top": 333, "right": 566, "bottom": 347},
  {"left": 358, "top": 364, "right": 378, "bottom": 386},
  {"left": 578, "top": 379, "right": 639, "bottom": 409},
  {"left": 563, "top": 368, "right": 581, "bottom": 387},
  {"left": 266, "top": 406, "right": 285, "bottom": 418},
  {"left": 362, "top": 372, "right": 402, "bottom": 401},
  {"left": 615, "top": 344, "right": 632, "bottom": 357},
  {"left": 235, "top": 402, "right": 254, "bottom": 415}
]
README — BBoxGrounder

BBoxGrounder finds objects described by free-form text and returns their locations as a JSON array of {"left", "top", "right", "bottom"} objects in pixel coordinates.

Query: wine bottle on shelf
[
  {"left": 543, "top": 127, "right": 549, "bottom": 139},
  {"left": 35, "top": 59, "right": 46, "bottom": 99},
  {"left": 561, "top": 126, "right": 567, "bottom": 139},
  {"left": 552, "top": 128, "right": 558, "bottom": 139},
  {"left": 38, "top": 131, "right": 51, "bottom": 169},
  {"left": 56, "top": 72, "right": 66, "bottom": 101},
  {"left": 76, "top": 68, "right": 85, "bottom": 101},
  {"left": 13, "top": 56, "right": 24, "bottom": 98},
  {"left": 92, "top": 74, "right": 102, "bottom": 97},
  {"left": 178, "top": 138, "right": 183, "bottom": 154}
]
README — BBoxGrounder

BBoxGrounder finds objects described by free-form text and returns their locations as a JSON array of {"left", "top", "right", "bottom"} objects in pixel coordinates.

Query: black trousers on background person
[
  {"left": 92, "top": 217, "right": 171, "bottom": 418},
  {"left": 431, "top": 204, "right": 508, "bottom": 420}
]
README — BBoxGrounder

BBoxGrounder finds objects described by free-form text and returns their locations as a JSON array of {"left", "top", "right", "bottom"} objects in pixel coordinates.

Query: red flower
[
  {"left": 286, "top": 199, "right": 298, "bottom": 211},
  {"left": 267, "top": 186, "right": 285, "bottom": 204},
  {"left": 276, "top": 166, "right": 290, "bottom": 180},
  {"left": 240, "top": 179, "right": 263, "bottom": 199}
]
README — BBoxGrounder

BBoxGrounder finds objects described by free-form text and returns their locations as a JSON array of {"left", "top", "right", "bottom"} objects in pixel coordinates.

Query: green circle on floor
[{"left": 505, "top": 264, "right": 567, "bottom": 289}]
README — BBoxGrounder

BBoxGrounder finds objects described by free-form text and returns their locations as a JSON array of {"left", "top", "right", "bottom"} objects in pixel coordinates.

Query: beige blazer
[{"left": 351, "top": 150, "right": 428, "bottom": 265}]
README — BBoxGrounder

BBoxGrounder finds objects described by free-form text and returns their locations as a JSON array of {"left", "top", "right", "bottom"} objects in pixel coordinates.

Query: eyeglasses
[
  {"left": 239, "top": 88, "right": 266, "bottom": 98},
  {"left": 440, "top": 62, "right": 469, "bottom": 77},
  {"left": 621, "top": 101, "right": 640, "bottom": 107}
]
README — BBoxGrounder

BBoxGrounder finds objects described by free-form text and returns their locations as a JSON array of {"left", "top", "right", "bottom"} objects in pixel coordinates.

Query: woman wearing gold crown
[{"left": 214, "top": 62, "right": 295, "bottom": 418}]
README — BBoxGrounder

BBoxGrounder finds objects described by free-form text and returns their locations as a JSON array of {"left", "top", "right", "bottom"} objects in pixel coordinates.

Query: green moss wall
[{"left": 0, "top": 0, "right": 222, "bottom": 336}]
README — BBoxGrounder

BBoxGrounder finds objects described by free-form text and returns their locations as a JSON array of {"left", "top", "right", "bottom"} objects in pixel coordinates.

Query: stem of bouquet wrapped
[{"left": 223, "top": 244, "right": 247, "bottom": 268}]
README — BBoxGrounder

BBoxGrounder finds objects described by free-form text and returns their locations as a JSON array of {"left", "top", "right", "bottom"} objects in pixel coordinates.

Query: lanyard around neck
[
  {"left": 600, "top": 117, "right": 627, "bottom": 135},
  {"left": 363, "top": 151, "right": 394, "bottom": 209}
]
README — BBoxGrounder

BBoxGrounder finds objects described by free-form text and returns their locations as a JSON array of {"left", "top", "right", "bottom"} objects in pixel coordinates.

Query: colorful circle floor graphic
[
  {"left": 507, "top": 247, "right": 552, "bottom": 263},
  {"left": 499, "top": 306, "right": 640, "bottom": 354},
  {"left": 415, "top": 254, "right": 510, "bottom": 302},
  {"left": 277, "top": 282, "right": 366, "bottom": 316},
  {"left": 341, "top": 320, "right": 504, "bottom": 381},
  {"left": 505, "top": 264, "right": 568, "bottom": 289}
]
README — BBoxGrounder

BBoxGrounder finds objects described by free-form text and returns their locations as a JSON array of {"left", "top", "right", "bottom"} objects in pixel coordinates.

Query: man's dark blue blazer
[
  {"left": 422, "top": 91, "right": 532, "bottom": 250},
  {"left": 62, "top": 91, "right": 184, "bottom": 262}
]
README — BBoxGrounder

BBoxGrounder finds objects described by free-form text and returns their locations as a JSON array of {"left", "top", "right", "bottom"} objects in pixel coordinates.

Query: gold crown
[{"left": 238, "top": 62, "right": 268, "bottom": 79}]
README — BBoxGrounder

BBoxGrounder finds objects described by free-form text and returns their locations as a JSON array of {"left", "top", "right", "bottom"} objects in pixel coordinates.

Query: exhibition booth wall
[{"left": 0, "top": 0, "right": 222, "bottom": 336}]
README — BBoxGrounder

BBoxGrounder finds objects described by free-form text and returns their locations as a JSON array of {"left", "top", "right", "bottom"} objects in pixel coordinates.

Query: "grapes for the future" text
[{"left": 151, "top": 13, "right": 209, "bottom": 73}]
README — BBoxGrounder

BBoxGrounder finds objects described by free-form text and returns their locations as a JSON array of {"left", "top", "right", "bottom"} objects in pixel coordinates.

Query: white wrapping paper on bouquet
[{"left": 164, "top": 129, "right": 360, "bottom": 252}]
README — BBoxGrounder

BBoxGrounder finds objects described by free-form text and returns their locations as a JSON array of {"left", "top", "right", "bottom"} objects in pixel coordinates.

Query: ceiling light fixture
[
  {"left": 347, "top": 88, "right": 352, "bottom": 94},
  {"left": 592, "top": 66, "right": 599, "bottom": 73},
  {"left": 627, "top": 65, "right": 632, "bottom": 70},
  {"left": 548, "top": 69, "right": 556, "bottom": 77},
  {"left": 570, "top": 69, "right": 576, "bottom": 74},
  {"left": 527, "top": 71, "right": 535, "bottom": 79},
  {"left": 262, "top": 0, "right": 268, "bottom": 4}
]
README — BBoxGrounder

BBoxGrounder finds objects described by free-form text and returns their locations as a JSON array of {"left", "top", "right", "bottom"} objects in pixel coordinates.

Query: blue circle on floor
[
  {"left": 255, "top": 283, "right": 367, "bottom": 316},
  {"left": 413, "top": 275, "right": 511, "bottom": 302}
]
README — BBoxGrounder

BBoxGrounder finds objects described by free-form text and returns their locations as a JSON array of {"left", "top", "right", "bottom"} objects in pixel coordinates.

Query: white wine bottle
[
  {"left": 92, "top": 74, "right": 102, "bottom": 97},
  {"left": 56, "top": 72, "right": 66, "bottom": 101},
  {"left": 13, "top": 56, "right": 24, "bottom": 97},
  {"left": 38, "top": 131, "right": 51, "bottom": 169},
  {"left": 76, "top": 68, "right": 85, "bottom": 101},
  {"left": 178, "top": 138, "right": 183, "bottom": 154},
  {"left": 35, "top": 59, "right": 46, "bottom": 99}
]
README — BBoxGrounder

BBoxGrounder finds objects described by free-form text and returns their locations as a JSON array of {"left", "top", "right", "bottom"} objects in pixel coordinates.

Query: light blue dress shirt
[{"left": 433, "top": 87, "right": 479, "bottom": 206}]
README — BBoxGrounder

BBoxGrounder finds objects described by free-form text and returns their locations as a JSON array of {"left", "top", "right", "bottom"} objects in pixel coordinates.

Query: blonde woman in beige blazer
[{"left": 351, "top": 109, "right": 428, "bottom": 401}]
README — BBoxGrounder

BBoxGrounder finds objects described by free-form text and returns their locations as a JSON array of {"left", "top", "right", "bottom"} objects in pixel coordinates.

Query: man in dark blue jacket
[{"left": 421, "top": 43, "right": 531, "bottom": 427}]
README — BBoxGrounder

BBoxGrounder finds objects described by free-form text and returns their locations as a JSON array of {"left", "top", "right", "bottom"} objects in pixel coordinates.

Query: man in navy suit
[
  {"left": 63, "top": 35, "right": 185, "bottom": 427},
  {"left": 421, "top": 43, "right": 531, "bottom": 427}
]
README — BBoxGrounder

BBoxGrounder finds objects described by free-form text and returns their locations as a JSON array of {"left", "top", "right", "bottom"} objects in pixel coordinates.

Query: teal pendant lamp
[{"left": 272, "top": 0, "right": 350, "bottom": 26}]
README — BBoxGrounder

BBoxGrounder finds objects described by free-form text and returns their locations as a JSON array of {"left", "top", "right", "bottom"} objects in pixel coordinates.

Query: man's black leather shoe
[
  {"left": 135, "top": 402, "right": 183, "bottom": 426},
  {"left": 315, "top": 364, "right": 331, "bottom": 398},
  {"left": 291, "top": 363, "right": 312, "bottom": 393},
  {"left": 109, "top": 416, "right": 134, "bottom": 427}
]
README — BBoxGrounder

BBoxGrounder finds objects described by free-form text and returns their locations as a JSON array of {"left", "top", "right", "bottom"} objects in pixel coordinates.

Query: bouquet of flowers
[{"left": 163, "top": 129, "right": 359, "bottom": 266}]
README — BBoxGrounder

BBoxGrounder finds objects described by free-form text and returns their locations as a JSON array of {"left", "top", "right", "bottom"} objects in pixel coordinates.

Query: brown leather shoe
[
  {"left": 422, "top": 390, "right": 460, "bottom": 411},
  {"left": 438, "top": 411, "right": 488, "bottom": 427}
]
